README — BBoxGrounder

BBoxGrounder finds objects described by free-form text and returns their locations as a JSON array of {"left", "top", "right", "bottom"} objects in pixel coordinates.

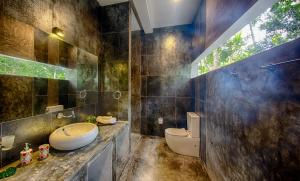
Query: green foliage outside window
[
  {"left": 0, "top": 54, "right": 75, "bottom": 80},
  {"left": 198, "top": 0, "right": 300, "bottom": 75}
]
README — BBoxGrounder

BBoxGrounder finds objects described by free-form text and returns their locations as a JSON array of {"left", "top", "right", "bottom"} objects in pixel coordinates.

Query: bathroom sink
[{"left": 49, "top": 123, "right": 98, "bottom": 151}]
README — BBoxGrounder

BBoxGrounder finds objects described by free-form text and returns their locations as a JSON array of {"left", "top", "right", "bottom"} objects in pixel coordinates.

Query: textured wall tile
[
  {"left": 205, "top": 0, "right": 256, "bottom": 47},
  {"left": 175, "top": 77, "right": 195, "bottom": 97},
  {"left": 48, "top": 36, "right": 59, "bottom": 65},
  {"left": 4, "top": 0, "right": 53, "bottom": 33},
  {"left": 98, "top": 92, "right": 118, "bottom": 117},
  {"left": 131, "top": 32, "right": 141, "bottom": 97},
  {"left": 103, "top": 62, "right": 120, "bottom": 91},
  {"left": 101, "top": 2, "right": 129, "bottom": 33},
  {"left": 118, "top": 91, "right": 128, "bottom": 121},
  {"left": 133, "top": 25, "right": 195, "bottom": 135},
  {"left": 141, "top": 56, "right": 148, "bottom": 76},
  {"left": 200, "top": 109, "right": 206, "bottom": 164},
  {"left": 146, "top": 55, "right": 164, "bottom": 76},
  {"left": 118, "top": 62, "right": 129, "bottom": 91},
  {"left": 1, "top": 114, "right": 52, "bottom": 166},
  {"left": 34, "top": 78, "right": 48, "bottom": 96},
  {"left": 34, "top": 29, "right": 48, "bottom": 63},
  {"left": 196, "top": 39, "right": 300, "bottom": 180},
  {"left": 131, "top": 96, "right": 141, "bottom": 133},
  {"left": 175, "top": 98, "right": 195, "bottom": 126},
  {"left": 76, "top": 104, "right": 96, "bottom": 122},
  {"left": 141, "top": 97, "right": 147, "bottom": 118},
  {"left": 47, "top": 79, "right": 59, "bottom": 106},
  {"left": 77, "top": 48, "right": 98, "bottom": 92},
  {"left": 144, "top": 97, "right": 176, "bottom": 136},
  {"left": 58, "top": 80, "right": 69, "bottom": 95},
  {"left": 131, "top": 72, "right": 140, "bottom": 96},
  {"left": 102, "top": 61, "right": 128, "bottom": 92},
  {"left": 59, "top": 94, "right": 76, "bottom": 109},
  {"left": 103, "top": 33, "right": 120, "bottom": 62},
  {"left": 0, "top": 76, "right": 33, "bottom": 122},
  {"left": 33, "top": 95, "right": 48, "bottom": 115},
  {"left": 0, "top": 15, "right": 34, "bottom": 59},
  {"left": 119, "top": 32, "right": 129, "bottom": 60},
  {"left": 53, "top": 0, "right": 78, "bottom": 45},
  {"left": 59, "top": 41, "right": 73, "bottom": 67},
  {"left": 67, "top": 94, "right": 77, "bottom": 108},
  {"left": 147, "top": 76, "right": 176, "bottom": 97},
  {"left": 76, "top": 0, "right": 101, "bottom": 55},
  {"left": 0, "top": 0, "right": 3, "bottom": 12},
  {"left": 141, "top": 76, "right": 147, "bottom": 96},
  {"left": 85, "top": 91, "right": 99, "bottom": 106}
]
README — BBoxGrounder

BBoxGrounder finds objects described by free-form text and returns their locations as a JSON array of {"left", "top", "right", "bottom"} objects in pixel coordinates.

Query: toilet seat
[{"left": 165, "top": 128, "right": 188, "bottom": 137}]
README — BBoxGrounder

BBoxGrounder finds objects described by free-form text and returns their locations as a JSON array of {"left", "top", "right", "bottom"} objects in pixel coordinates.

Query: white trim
[
  {"left": 191, "top": 0, "right": 279, "bottom": 78},
  {"left": 133, "top": 0, "right": 153, "bottom": 33}
]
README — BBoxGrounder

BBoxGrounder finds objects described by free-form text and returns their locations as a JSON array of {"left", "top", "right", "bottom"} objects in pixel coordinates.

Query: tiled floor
[
  {"left": 131, "top": 133, "right": 142, "bottom": 152},
  {"left": 120, "top": 136, "right": 210, "bottom": 181}
]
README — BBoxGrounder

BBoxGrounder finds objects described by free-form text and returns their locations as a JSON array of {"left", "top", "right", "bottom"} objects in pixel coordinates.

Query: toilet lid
[{"left": 165, "top": 128, "right": 188, "bottom": 137}]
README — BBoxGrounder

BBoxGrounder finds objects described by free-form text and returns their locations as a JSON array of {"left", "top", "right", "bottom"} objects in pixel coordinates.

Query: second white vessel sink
[{"left": 49, "top": 123, "right": 98, "bottom": 151}]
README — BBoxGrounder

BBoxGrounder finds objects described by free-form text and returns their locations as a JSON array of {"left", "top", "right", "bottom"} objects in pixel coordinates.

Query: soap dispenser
[{"left": 20, "top": 143, "right": 33, "bottom": 166}]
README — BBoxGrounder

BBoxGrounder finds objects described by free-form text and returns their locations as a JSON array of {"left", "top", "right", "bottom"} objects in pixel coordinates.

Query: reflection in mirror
[{"left": 0, "top": 28, "right": 78, "bottom": 122}]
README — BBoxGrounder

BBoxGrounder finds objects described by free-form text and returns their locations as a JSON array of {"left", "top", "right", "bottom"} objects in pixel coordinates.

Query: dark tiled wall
[
  {"left": 205, "top": 0, "right": 256, "bottom": 48},
  {"left": 98, "top": 3, "right": 130, "bottom": 121},
  {"left": 131, "top": 31, "right": 142, "bottom": 133},
  {"left": 192, "top": 0, "right": 206, "bottom": 58},
  {"left": 131, "top": 25, "right": 195, "bottom": 136},
  {"left": 194, "top": 38, "right": 300, "bottom": 180},
  {"left": 0, "top": 0, "right": 102, "bottom": 167},
  {"left": 1, "top": 0, "right": 101, "bottom": 55},
  {"left": 192, "top": 0, "right": 257, "bottom": 52}
]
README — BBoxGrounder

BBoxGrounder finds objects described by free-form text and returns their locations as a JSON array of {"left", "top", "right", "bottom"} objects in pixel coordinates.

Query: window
[
  {"left": 0, "top": 53, "right": 75, "bottom": 80},
  {"left": 195, "top": 0, "right": 300, "bottom": 76}
]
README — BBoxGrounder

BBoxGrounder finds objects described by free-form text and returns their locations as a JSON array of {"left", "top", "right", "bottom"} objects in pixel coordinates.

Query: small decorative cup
[
  {"left": 20, "top": 149, "right": 33, "bottom": 166},
  {"left": 39, "top": 144, "right": 50, "bottom": 160}
]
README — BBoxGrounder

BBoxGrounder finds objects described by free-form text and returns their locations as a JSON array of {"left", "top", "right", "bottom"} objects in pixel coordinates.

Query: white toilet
[{"left": 165, "top": 112, "right": 200, "bottom": 157}]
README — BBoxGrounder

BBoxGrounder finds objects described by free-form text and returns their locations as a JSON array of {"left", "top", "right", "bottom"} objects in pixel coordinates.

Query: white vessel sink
[{"left": 49, "top": 123, "right": 98, "bottom": 151}]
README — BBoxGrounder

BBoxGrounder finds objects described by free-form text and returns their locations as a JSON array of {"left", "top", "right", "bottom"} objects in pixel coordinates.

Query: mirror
[{"left": 0, "top": 16, "right": 98, "bottom": 122}]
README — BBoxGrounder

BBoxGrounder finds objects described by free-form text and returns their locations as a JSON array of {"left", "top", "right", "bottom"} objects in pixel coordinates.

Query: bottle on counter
[
  {"left": 39, "top": 144, "right": 50, "bottom": 160},
  {"left": 20, "top": 143, "right": 33, "bottom": 166}
]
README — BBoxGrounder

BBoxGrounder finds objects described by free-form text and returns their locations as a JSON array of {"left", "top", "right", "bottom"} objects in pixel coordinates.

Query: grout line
[{"left": 141, "top": 95, "right": 194, "bottom": 98}]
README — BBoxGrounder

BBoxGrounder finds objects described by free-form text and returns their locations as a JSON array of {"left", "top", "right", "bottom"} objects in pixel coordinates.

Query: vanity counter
[{"left": 1, "top": 121, "right": 128, "bottom": 181}]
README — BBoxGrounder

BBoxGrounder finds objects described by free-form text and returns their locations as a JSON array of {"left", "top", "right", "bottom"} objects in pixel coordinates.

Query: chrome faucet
[{"left": 57, "top": 111, "right": 76, "bottom": 119}]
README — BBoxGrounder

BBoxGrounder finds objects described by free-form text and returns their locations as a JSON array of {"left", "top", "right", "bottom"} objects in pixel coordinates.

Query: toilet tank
[{"left": 187, "top": 112, "right": 200, "bottom": 138}]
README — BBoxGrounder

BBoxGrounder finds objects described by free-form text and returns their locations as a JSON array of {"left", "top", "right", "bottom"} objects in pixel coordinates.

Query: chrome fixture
[
  {"left": 57, "top": 111, "right": 76, "bottom": 119},
  {"left": 113, "top": 91, "right": 122, "bottom": 100},
  {"left": 260, "top": 58, "right": 300, "bottom": 68},
  {"left": 0, "top": 135, "right": 15, "bottom": 151},
  {"left": 79, "top": 89, "right": 87, "bottom": 99}
]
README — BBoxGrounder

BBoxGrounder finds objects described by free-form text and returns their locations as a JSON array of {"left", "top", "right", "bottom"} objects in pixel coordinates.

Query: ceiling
[
  {"left": 147, "top": 0, "right": 201, "bottom": 29},
  {"left": 97, "top": 0, "right": 201, "bottom": 34}
]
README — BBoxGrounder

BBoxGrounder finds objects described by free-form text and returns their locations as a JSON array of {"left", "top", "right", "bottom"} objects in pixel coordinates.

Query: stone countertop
[{"left": 1, "top": 121, "right": 128, "bottom": 181}]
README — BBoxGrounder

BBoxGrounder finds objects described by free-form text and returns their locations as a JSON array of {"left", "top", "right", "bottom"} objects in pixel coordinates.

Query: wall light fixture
[{"left": 52, "top": 27, "right": 64, "bottom": 37}]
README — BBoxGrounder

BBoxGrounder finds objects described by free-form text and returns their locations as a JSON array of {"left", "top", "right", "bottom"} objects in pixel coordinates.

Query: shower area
[
  {"left": 98, "top": 2, "right": 146, "bottom": 151},
  {"left": 98, "top": 3, "right": 130, "bottom": 122}
]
